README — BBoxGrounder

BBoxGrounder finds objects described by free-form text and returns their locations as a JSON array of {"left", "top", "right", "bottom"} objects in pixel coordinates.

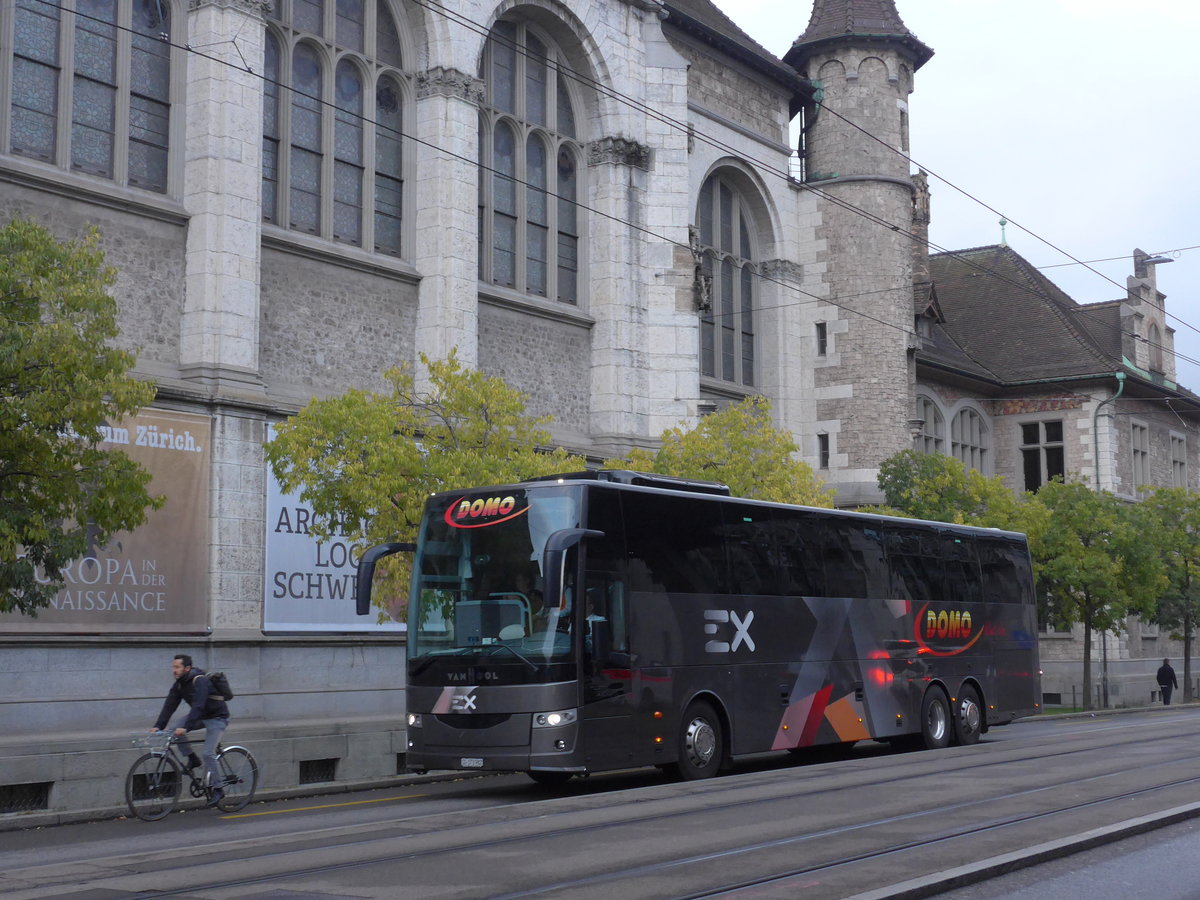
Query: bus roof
[{"left": 428, "top": 471, "right": 1028, "bottom": 543}]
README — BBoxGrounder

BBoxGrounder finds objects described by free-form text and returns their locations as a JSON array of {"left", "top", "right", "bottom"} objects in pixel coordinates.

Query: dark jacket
[
  {"left": 154, "top": 667, "right": 230, "bottom": 731},
  {"left": 1157, "top": 664, "right": 1179, "bottom": 689}
]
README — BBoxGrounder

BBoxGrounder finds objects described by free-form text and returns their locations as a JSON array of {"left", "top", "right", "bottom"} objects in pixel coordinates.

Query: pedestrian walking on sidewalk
[{"left": 1157, "top": 658, "right": 1179, "bottom": 706}]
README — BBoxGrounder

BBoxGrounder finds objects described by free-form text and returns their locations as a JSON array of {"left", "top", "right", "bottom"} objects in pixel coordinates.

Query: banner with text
[
  {"left": 263, "top": 424, "right": 403, "bottom": 632},
  {"left": 1, "top": 408, "right": 212, "bottom": 633}
]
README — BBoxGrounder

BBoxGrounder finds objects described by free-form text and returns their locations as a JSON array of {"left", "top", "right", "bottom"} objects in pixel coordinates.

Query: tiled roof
[
  {"left": 785, "top": 0, "right": 933, "bottom": 70},
  {"left": 663, "top": 0, "right": 812, "bottom": 94},
  {"left": 923, "top": 246, "right": 1118, "bottom": 384}
]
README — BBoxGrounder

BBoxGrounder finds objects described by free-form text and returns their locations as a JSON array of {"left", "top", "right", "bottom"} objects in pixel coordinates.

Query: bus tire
[
  {"left": 919, "top": 687, "right": 952, "bottom": 750},
  {"left": 527, "top": 771, "right": 573, "bottom": 787},
  {"left": 953, "top": 684, "right": 983, "bottom": 746},
  {"left": 674, "top": 700, "right": 723, "bottom": 780}
]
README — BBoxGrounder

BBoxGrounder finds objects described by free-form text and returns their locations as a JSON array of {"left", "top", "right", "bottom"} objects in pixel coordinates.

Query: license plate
[{"left": 460, "top": 757, "right": 484, "bottom": 768}]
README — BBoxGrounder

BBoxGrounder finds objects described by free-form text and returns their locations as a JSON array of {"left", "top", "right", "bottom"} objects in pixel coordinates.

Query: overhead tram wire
[
  {"left": 407, "top": 0, "right": 1199, "bottom": 368},
  {"left": 812, "top": 99, "right": 1200, "bottom": 342},
  {"left": 38, "top": 0, "right": 1200, "bottom": 378}
]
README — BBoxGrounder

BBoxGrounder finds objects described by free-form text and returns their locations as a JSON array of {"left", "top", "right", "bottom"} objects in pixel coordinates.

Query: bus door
[{"left": 580, "top": 569, "right": 635, "bottom": 763}]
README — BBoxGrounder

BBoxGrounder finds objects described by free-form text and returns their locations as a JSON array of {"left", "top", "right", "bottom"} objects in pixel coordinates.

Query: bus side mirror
[
  {"left": 542, "top": 528, "right": 604, "bottom": 613},
  {"left": 355, "top": 542, "right": 415, "bottom": 615}
]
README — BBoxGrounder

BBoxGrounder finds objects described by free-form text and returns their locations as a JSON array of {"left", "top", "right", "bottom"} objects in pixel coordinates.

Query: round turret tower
[{"left": 785, "top": 1, "right": 933, "bottom": 505}]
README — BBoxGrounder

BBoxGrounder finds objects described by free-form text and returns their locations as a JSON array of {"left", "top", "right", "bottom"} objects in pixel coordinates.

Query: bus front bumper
[{"left": 404, "top": 713, "right": 584, "bottom": 774}]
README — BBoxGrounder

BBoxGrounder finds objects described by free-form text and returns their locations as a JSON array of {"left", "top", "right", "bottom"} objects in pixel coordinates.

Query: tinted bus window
[
  {"left": 622, "top": 492, "right": 729, "bottom": 594},
  {"left": 823, "top": 522, "right": 885, "bottom": 598},
  {"left": 723, "top": 511, "right": 780, "bottom": 596},
  {"left": 766, "top": 509, "right": 825, "bottom": 596},
  {"left": 980, "top": 539, "right": 1031, "bottom": 604},
  {"left": 939, "top": 531, "right": 980, "bottom": 605}
]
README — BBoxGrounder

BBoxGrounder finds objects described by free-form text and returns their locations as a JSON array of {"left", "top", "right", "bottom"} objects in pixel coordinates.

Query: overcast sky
[{"left": 712, "top": 0, "right": 1200, "bottom": 390}]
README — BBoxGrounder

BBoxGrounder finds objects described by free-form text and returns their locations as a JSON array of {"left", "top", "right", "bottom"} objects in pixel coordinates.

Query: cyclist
[{"left": 151, "top": 653, "right": 230, "bottom": 808}]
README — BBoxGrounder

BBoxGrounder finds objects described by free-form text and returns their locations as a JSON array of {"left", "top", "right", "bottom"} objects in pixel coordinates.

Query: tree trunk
[
  {"left": 1082, "top": 621, "right": 1093, "bottom": 710},
  {"left": 1185, "top": 610, "right": 1193, "bottom": 704}
]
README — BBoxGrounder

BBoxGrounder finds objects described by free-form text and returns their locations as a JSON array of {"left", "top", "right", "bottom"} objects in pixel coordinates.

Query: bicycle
[{"left": 125, "top": 731, "right": 259, "bottom": 821}]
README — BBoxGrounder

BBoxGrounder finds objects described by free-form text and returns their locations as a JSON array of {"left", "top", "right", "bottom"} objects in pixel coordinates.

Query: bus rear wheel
[
  {"left": 673, "top": 700, "right": 723, "bottom": 780},
  {"left": 953, "top": 684, "right": 983, "bottom": 746},
  {"left": 919, "top": 687, "right": 952, "bottom": 750}
]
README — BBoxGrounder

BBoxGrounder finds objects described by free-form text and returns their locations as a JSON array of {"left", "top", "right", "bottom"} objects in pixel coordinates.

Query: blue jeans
[{"left": 177, "top": 717, "right": 228, "bottom": 789}]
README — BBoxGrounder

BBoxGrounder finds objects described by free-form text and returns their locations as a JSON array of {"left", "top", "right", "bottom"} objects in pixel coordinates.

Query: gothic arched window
[
  {"left": 7, "top": 0, "right": 175, "bottom": 192},
  {"left": 478, "top": 20, "right": 582, "bottom": 303},
  {"left": 914, "top": 395, "right": 944, "bottom": 454},
  {"left": 264, "top": 0, "right": 408, "bottom": 255},
  {"left": 697, "top": 173, "right": 757, "bottom": 387},
  {"left": 951, "top": 407, "right": 989, "bottom": 472}
]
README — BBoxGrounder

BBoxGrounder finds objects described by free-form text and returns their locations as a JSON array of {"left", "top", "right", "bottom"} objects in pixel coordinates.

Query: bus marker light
[
  {"left": 654, "top": 736, "right": 663, "bottom": 744},
  {"left": 782, "top": 724, "right": 789, "bottom": 731},
  {"left": 653, "top": 711, "right": 663, "bottom": 719}
]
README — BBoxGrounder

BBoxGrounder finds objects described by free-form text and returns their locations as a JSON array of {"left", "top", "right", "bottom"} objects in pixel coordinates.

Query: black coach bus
[{"left": 355, "top": 470, "right": 1040, "bottom": 784}]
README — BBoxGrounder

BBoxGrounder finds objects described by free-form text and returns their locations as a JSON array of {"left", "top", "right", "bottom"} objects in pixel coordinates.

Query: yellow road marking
[{"left": 221, "top": 793, "right": 426, "bottom": 819}]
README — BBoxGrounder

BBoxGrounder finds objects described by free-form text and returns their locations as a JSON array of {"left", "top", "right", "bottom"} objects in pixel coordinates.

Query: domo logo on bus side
[
  {"left": 913, "top": 602, "right": 985, "bottom": 657},
  {"left": 444, "top": 495, "right": 529, "bottom": 529}
]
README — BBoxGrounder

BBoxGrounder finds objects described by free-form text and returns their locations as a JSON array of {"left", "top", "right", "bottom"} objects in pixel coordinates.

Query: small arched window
[
  {"left": 1148, "top": 323, "right": 1164, "bottom": 373},
  {"left": 7, "top": 0, "right": 175, "bottom": 192},
  {"left": 951, "top": 408, "right": 989, "bottom": 472},
  {"left": 478, "top": 20, "right": 582, "bottom": 303},
  {"left": 696, "top": 172, "right": 757, "bottom": 387},
  {"left": 914, "top": 395, "right": 944, "bottom": 454},
  {"left": 264, "top": 0, "right": 408, "bottom": 255}
]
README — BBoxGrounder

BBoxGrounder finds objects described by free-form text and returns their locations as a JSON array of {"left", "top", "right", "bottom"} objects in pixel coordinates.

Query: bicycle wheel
[
  {"left": 215, "top": 746, "right": 258, "bottom": 812},
  {"left": 125, "top": 752, "right": 182, "bottom": 821}
]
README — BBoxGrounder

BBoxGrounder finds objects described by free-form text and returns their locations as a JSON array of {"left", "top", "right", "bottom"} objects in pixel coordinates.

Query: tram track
[{"left": 4, "top": 712, "right": 1200, "bottom": 899}]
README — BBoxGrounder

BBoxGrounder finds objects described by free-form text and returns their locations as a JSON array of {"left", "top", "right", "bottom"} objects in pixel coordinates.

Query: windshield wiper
[{"left": 485, "top": 643, "right": 538, "bottom": 672}]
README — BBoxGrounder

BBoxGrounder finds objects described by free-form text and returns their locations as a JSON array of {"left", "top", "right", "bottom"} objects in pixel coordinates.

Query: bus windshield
[{"left": 407, "top": 485, "right": 581, "bottom": 685}]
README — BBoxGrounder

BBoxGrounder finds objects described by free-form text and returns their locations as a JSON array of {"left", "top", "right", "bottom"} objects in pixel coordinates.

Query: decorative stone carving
[
  {"left": 417, "top": 67, "right": 485, "bottom": 105},
  {"left": 588, "top": 136, "right": 651, "bottom": 171},
  {"left": 188, "top": 0, "right": 272, "bottom": 15},
  {"left": 760, "top": 259, "right": 804, "bottom": 284}
]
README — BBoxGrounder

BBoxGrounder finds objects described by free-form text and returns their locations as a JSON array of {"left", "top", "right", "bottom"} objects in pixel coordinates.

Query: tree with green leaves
[
  {"left": 876, "top": 449, "right": 1024, "bottom": 529},
  {"left": 1025, "top": 480, "right": 1166, "bottom": 709},
  {"left": 603, "top": 396, "right": 834, "bottom": 506},
  {"left": 1140, "top": 487, "right": 1200, "bottom": 702},
  {"left": 1, "top": 219, "right": 161, "bottom": 615},
  {"left": 264, "top": 352, "right": 585, "bottom": 618}
]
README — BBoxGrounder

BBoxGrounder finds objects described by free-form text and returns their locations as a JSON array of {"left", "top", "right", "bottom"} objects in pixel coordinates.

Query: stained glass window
[{"left": 8, "top": 0, "right": 173, "bottom": 191}]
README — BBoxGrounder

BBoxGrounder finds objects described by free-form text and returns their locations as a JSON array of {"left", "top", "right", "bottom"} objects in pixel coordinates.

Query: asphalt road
[{"left": 4, "top": 707, "right": 1200, "bottom": 899}]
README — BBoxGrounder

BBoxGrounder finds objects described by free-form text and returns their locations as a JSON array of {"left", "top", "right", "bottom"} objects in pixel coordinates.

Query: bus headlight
[
  {"left": 407, "top": 713, "right": 423, "bottom": 728},
  {"left": 533, "top": 709, "right": 577, "bottom": 728}
]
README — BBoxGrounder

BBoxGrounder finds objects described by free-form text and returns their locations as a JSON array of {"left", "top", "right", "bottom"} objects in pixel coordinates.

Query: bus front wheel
[
  {"left": 953, "top": 684, "right": 983, "bottom": 746},
  {"left": 919, "top": 687, "right": 952, "bottom": 750},
  {"left": 674, "top": 700, "right": 724, "bottom": 780}
]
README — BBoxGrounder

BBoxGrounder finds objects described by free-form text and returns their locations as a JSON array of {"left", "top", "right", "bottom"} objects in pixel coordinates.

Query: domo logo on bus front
[{"left": 444, "top": 495, "right": 528, "bottom": 529}]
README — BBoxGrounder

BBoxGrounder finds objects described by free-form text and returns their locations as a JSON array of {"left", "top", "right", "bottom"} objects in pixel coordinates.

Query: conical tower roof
[{"left": 784, "top": 0, "right": 933, "bottom": 71}]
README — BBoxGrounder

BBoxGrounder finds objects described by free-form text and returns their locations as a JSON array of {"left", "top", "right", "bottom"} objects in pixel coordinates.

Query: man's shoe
[
  {"left": 205, "top": 789, "right": 224, "bottom": 808},
  {"left": 186, "top": 754, "right": 202, "bottom": 770}
]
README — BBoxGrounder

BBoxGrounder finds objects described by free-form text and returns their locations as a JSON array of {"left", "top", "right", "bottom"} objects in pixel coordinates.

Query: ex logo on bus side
[{"left": 704, "top": 609, "right": 755, "bottom": 653}]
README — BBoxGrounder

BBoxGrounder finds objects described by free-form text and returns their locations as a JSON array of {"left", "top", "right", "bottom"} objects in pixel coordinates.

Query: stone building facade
[{"left": 1, "top": 0, "right": 1197, "bottom": 823}]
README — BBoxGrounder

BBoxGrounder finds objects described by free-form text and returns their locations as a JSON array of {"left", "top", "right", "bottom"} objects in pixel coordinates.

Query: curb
[
  {"left": 846, "top": 801, "right": 1200, "bottom": 900},
  {"left": 0, "top": 769, "right": 478, "bottom": 833}
]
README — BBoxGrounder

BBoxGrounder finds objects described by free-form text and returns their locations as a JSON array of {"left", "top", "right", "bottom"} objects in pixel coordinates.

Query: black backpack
[{"left": 197, "top": 670, "right": 234, "bottom": 701}]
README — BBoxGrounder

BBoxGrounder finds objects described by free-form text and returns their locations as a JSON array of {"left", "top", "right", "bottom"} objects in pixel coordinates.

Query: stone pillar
[
  {"left": 179, "top": 0, "right": 268, "bottom": 394},
  {"left": 587, "top": 137, "right": 656, "bottom": 452},
  {"left": 412, "top": 67, "right": 482, "bottom": 371}
]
